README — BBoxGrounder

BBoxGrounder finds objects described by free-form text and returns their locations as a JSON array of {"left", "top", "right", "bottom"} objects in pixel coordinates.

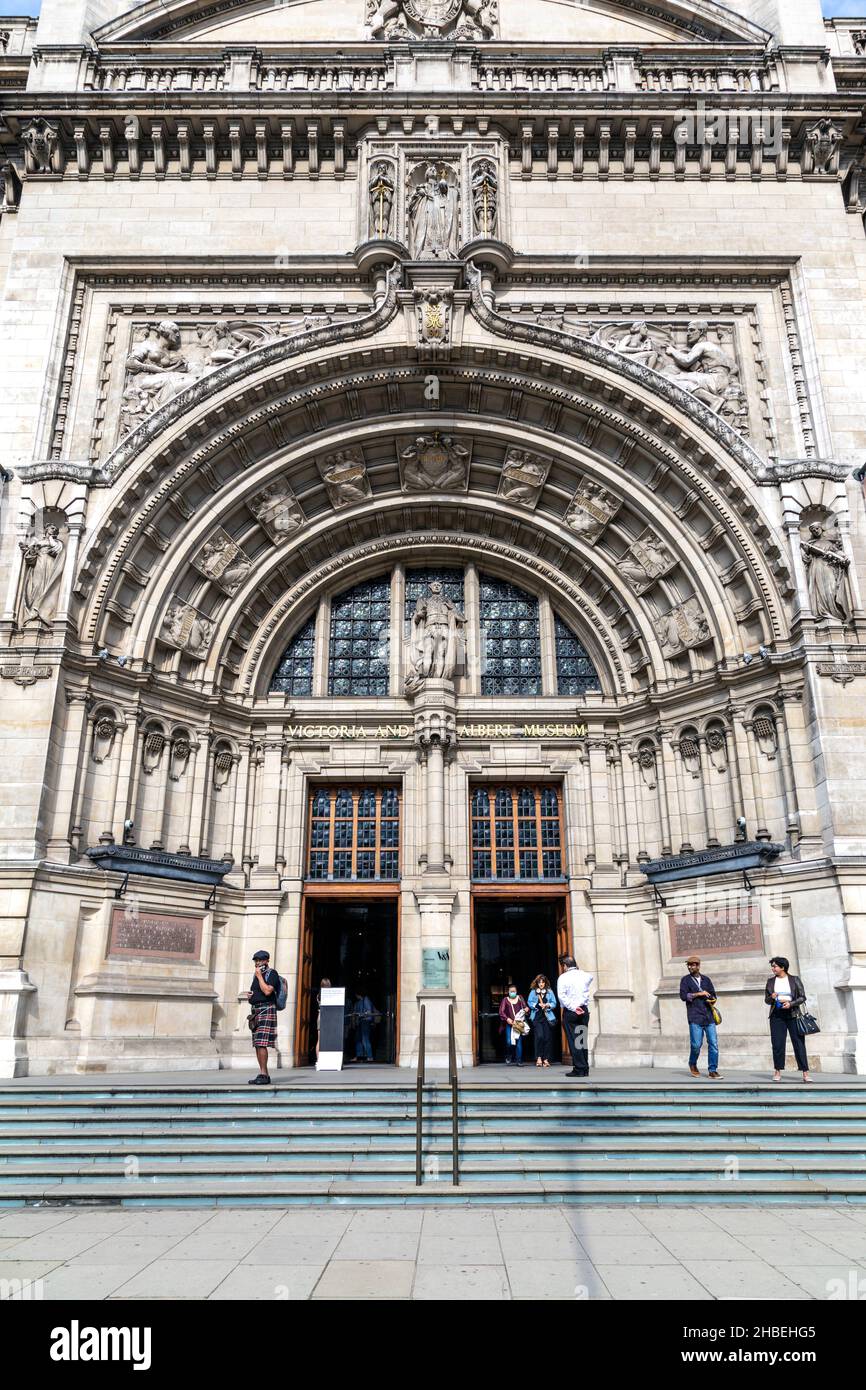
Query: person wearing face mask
[{"left": 499, "top": 984, "right": 529, "bottom": 1066}]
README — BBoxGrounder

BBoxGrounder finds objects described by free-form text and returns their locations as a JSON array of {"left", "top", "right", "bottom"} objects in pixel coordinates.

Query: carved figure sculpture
[
  {"left": 471, "top": 159, "right": 498, "bottom": 238},
  {"left": 17, "top": 524, "right": 65, "bottom": 630},
  {"left": 161, "top": 600, "right": 215, "bottom": 658},
  {"left": 22, "top": 117, "right": 59, "bottom": 173},
  {"left": 119, "top": 319, "right": 193, "bottom": 435},
  {"left": 193, "top": 533, "right": 252, "bottom": 595},
  {"left": 619, "top": 530, "right": 675, "bottom": 594},
  {"left": 652, "top": 597, "right": 712, "bottom": 657},
  {"left": 367, "top": 0, "right": 497, "bottom": 41},
  {"left": 408, "top": 163, "right": 460, "bottom": 260},
  {"left": 404, "top": 581, "right": 467, "bottom": 693},
  {"left": 565, "top": 481, "right": 621, "bottom": 544},
  {"left": 662, "top": 320, "right": 740, "bottom": 413},
  {"left": 400, "top": 433, "right": 469, "bottom": 491},
  {"left": 368, "top": 160, "right": 395, "bottom": 238},
  {"left": 318, "top": 450, "right": 372, "bottom": 509},
  {"left": 806, "top": 119, "right": 842, "bottom": 176},
  {"left": 498, "top": 448, "right": 550, "bottom": 507},
  {"left": 248, "top": 478, "right": 305, "bottom": 542},
  {"left": 801, "top": 522, "right": 851, "bottom": 621}
]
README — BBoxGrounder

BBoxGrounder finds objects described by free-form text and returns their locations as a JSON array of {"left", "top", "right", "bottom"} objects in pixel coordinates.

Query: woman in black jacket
[{"left": 765, "top": 956, "right": 811, "bottom": 1082}]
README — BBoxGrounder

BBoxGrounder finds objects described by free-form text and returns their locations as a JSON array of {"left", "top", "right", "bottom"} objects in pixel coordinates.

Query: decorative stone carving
[
  {"left": 118, "top": 315, "right": 334, "bottom": 438},
  {"left": 659, "top": 319, "right": 747, "bottom": 429},
  {"left": 652, "top": 597, "right": 713, "bottom": 657},
  {"left": 22, "top": 118, "right": 60, "bottom": 173},
  {"left": 368, "top": 159, "right": 395, "bottom": 239},
  {"left": 619, "top": 529, "right": 676, "bottom": 595},
  {"left": 1, "top": 161, "right": 22, "bottom": 212},
  {"left": 706, "top": 726, "right": 729, "bottom": 773},
  {"left": 159, "top": 599, "right": 215, "bottom": 659},
  {"left": 169, "top": 736, "right": 193, "bottom": 782},
  {"left": 142, "top": 728, "right": 167, "bottom": 775},
  {"left": 407, "top": 162, "right": 460, "bottom": 260},
  {"left": 192, "top": 531, "right": 252, "bottom": 596},
  {"left": 367, "top": 0, "right": 497, "bottom": 42},
  {"left": 212, "top": 745, "right": 236, "bottom": 791},
  {"left": 636, "top": 742, "right": 658, "bottom": 790},
  {"left": 564, "top": 480, "right": 621, "bottom": 544},
  {"left": 318, "top": 449, "right": 372, "bottom": 509},
  {"left": 471, "top": 159, "right": 498, "bottom": 238},
  {"left": 801, "top": 523, "right": 851, "bottom": 621},
  {"left": 247, "top": 478, "right": 305, "bottom": 543},
  {"left": 678, "top": 732, "right": 701, "bottom": 777},
  {"left": 91, "top": 714, "right": 120, "bottom": 765},
  {"left": 17, "top": 524, "right": 65, "bottom": 631},
  {"left": 400, "top": 433, "right": 470, "bottom": 492},
  {"left": 806, "top": 119, "right": 842, "bottom": 176},
  {"left": 497, "top": 447, "right": 550, "bottom": 509},
  {"left": 415, "top": 289, "right": 452, "bottom": 348},
  {"left": 752, "top": 713, "right": 778, "bottom": 760},
  {"left": 404, "top": 582, "right": 467, "bottom": 694}
]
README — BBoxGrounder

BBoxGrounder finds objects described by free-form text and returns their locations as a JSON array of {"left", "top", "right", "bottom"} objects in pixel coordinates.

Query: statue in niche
[
  {"left": 193, "top": 533, "right": 252, "bottom": 596},
  {"left": 404, "top": 581, "right": 467, "bottom": 693},
  {"left": 471, "top": 160, "right": 498, "bottom": 238},
  {"left": 318, "top": 450, "right": 372, "bottom": 509},
  {"left": 161, "top": 599, "right": 214, "bottom": 659},
  {"left": 248, "top": 478, "right": 305, "bottom": 542},
  {"left": 498, "top": 448, "right": 550, "bottom": 508},
  {"left": 408, "top": 163, "right": 460, "bottom": 260},
  {"left": 652, "top": 597, "right": 712, "bottom": 657},
  {"left": 400, "top": 433, "right": 469, "bottom": 492},
  {"left": 801, "top": 522, "right": 851, "bottom": 621},
  {"left": 619, "top": 530, "right": 676, "bottom": 595},
  {"left": 17, "top": 524, "right": 65, "bottom": 630},
  {"left": 565, "top": 480, "right": 621, "bottom": 544},
  {"left": 368, "top": 160, "right": 395, "bottom": 239}
]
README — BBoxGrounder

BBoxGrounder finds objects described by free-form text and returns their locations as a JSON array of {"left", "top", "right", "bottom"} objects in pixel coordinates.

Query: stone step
[{"left": 1, "top": 1177, "right": 864, "bottom": 1208}]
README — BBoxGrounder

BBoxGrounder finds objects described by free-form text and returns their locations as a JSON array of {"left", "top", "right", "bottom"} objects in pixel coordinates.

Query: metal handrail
[
  {"left": 415, "top": 1004, "right": 426, "bottom": 1186},
  {"left": 448, "top": 1003, "right": 459, "bottom": 1186}
]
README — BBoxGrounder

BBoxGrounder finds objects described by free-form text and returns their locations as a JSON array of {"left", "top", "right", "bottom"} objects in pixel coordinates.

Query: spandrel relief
[
  {"left": 652, "top": 597, "right": 713, "bottom": 657},
  {"left": 399, "top": 433, "right": 470, "bottom": 492}
]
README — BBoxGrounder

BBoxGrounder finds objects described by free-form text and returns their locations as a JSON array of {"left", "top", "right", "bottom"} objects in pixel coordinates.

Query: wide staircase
[{"left": 1, "top": 1081, "right": 865, "bottom": 1207}]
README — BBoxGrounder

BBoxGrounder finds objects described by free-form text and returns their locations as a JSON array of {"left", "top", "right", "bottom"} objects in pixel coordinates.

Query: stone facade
[{"left": 0, "top": 0, "right": 865, "bottom": 1077}]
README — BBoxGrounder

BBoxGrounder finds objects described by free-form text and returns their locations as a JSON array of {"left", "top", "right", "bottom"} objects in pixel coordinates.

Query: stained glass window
[
  {"left": 554, "top": 615, "right": 600, "bottom": 696},
  {"left": 328, "top": 578, "right": 390, "bottom": 696},
  {"left": 307, "top": 786, "right": 400, "bottom": 881},
  {"left": 471, "top": 785, "right": 564, "bottom": 881},
  {"left": 404, "top": 568, "right": 465, "bottom": 622},
  {"left": 479, "top": 575, "right": 541, "bottom": 695},
  {"left": 269, "top": 614, "right": 315, "bottom": 696}
]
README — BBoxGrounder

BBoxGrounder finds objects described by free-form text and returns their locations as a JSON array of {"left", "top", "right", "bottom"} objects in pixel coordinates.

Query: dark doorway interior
[
  {"left": 474, "top": 897, "right": 563, "bottom": 1064},
  {"left": 305, "top": 898, "right": 398, "bottom": 1065}
]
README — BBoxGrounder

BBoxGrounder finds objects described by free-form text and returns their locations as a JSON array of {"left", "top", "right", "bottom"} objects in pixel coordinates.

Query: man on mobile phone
[{"left": 245, "top": 949, "right": 279, "bottom": 1085}]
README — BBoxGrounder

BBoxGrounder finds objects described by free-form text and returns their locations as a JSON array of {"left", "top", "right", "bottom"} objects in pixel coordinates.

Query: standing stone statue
[
  {"left": 368, "top": 160, "right": 395, "bottom": 239},
  {"left": 471, "top": 160, "right": 498, "bottom": 238},
  {"left": 408, "top": 163, "right": 460, "bottom": 260},
  {"left": 405, "top": 582, "right": 467, "bottom": 693},
  {"left": 17, "top": 524, "right": 65, "bottom": 630},
  {"left": 802, "top": 523, "right": 851, "bottom": 621}
]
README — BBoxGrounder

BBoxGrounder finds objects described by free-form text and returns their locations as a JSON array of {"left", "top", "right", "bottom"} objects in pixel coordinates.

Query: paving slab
[
  {"left": 684, "top": 1259, "right": 814, "bottom": 1300},
  {"left": 417, "top": 1233, "right": 505, "bottom": 1265},
  {"left": 597, "top": 1263, "right": 714, "bottom": 1300},
  {"left": 506, "top": 1259, "right": 612, "bottom": 1300},
  {"left": 413, "top": 1263, "right": 511, "bottom": 1300},
  {"left": 312, "top": 1259, "right": 416, "bottom": 1299},
  {"left": 110, "top": 1259, "right": 239, "bottom": 1300},
  {"left": 332, "top": 1230, "right": 421, "bottom": 1261},
  {"left": 208, "top": 1264, "right": 325, "bottom": 1300}
]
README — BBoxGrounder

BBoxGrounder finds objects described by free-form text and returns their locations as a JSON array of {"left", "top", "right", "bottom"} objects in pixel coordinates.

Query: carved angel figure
[{"left": 404, "top": 582, "right": 467, "bottom": 693}]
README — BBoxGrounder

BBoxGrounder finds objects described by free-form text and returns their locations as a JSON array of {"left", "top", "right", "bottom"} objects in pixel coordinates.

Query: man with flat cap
[
  {"left": 244, "top": 949, "right": 279, "bottom": 1085},
  {"left": 679, "top": 955, "right": 723, "bottom": 1079}
]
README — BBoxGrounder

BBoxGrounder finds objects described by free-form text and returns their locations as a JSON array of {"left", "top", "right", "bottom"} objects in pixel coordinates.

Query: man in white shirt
[{"left": 557, "top": 954, "right": 594, "bottom": 1078}]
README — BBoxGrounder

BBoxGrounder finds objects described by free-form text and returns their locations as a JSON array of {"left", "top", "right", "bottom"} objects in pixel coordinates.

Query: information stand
[{"left": 316, "top": 986, "right": 346, "bottom": 1071}]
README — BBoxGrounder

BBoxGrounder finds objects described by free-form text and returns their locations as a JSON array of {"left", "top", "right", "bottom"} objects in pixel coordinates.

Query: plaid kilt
[{"left": 251, "top": 1003, "right": 278, "bottom": 1049}]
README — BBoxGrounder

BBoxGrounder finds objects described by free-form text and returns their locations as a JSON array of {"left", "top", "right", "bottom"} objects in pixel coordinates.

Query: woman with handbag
[
  {"left": 765, "top": 956, "right": 813, "bottom": 1082},
  {"left": 527, "top": 974, "right": 558, "bottom": 1068},
  {"left": 499, "top": 985, "right": 529, "bottom": 1066}
]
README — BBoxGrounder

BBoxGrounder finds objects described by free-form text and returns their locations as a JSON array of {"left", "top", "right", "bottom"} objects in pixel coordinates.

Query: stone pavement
[{"left": 2, "top": 1204, "right": 866, "bottom": 1301}]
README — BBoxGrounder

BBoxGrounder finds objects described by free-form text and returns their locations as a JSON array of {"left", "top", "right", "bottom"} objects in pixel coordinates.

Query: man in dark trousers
[{"left": 679, "top": 956, "right": 722, "bottom": 1079}]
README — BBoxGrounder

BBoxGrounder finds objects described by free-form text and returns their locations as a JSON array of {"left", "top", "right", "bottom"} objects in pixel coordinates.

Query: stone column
[
  {"left": 252, "top": 731, "right": 284, "bottom": 885},
  {"left": 45, "top": 688, "right": 92, "bottom": 861},
  {"left": 0, "top": 970, "right": 36, "bottom": 1079}
]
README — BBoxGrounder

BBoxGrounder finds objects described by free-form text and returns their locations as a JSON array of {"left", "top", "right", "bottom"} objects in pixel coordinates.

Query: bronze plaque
[
  {"left": 108, "top": 905, "right": 203, "bottom": 961},
  {"left": 670, "top": 903, "right": 763, "bottom": 958}
]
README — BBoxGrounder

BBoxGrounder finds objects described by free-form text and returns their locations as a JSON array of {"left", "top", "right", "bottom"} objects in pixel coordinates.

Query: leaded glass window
[
  {"left": 404, "top": 568, "right": 465, "bottom": 621},
  {"left": 554, "top": 616, "right": 600, "bottom": 697},
  {"left": 471, "top": 785, "right": 564, "bottom": 881},
  {"left": 479, "top": 575, "right": 541, "bottom": 696},
  {"left": 328, "top": 578, "right": 390, "bottom": 696},
  {"left": 269, "top": 615, "right": 315, "bottom": 696},
  {"left": 307, "top": 786, "right": 400, "bottom": 881}
]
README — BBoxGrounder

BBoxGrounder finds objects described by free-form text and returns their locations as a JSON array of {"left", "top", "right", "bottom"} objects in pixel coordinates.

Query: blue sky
[{"left": 0, "top": 1, "right": 864, "bottom": 20}]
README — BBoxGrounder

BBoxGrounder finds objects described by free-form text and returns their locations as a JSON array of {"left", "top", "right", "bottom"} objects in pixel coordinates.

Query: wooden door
[{"left": 294, "top": 897, "right": 315, "bottom": 1066}]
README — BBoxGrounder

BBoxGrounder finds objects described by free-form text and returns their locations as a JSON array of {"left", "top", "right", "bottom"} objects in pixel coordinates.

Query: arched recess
[{"left": 72, "top": 336, "right": 794, "bottom": 706}]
